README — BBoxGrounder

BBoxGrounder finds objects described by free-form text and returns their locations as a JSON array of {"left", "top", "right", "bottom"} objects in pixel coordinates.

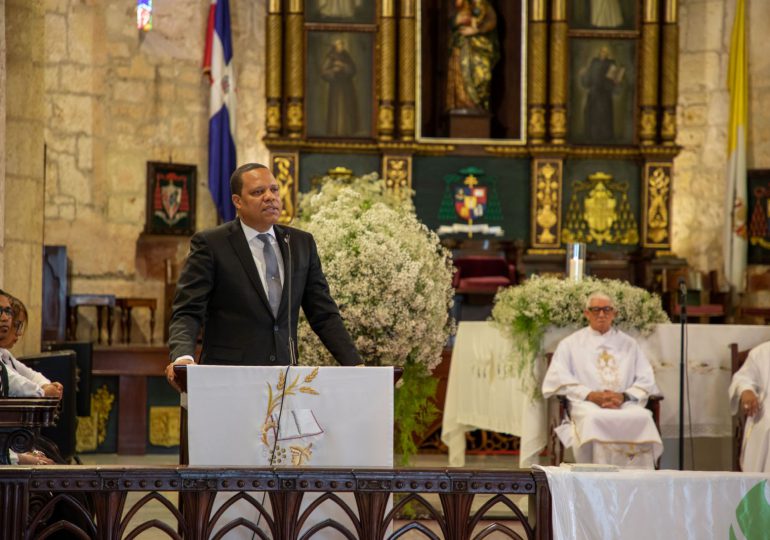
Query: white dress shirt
[
  {"left": 240, "top": 220, "right": 285, "bottom": 295},
  {"left": 0, "top": 348, "right": 50, "bottom": 397}
]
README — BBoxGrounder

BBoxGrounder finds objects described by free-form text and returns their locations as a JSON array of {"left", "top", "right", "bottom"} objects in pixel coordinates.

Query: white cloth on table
[
  {"left": 538, "top": 465, "right": 770, "bottom": 540},
  {"left": 542, "top": 327, "right": 662, "bottom": 468},
  {"left": 440, "top": 322, "right": 547, "bottom": 468},
  {"left": 0, "top": 348, "right": 49, "bottom": 397},
  {"left": 729, "top": 340, "right": 770, "bottom": 472}
]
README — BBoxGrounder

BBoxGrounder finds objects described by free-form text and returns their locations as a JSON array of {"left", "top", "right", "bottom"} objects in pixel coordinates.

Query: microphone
[
  {"left": 284, "top": 232, "right": 297, "bottom": 366},
  {"left": 678, "top": 276, "right": 687, "bottom": 298}
]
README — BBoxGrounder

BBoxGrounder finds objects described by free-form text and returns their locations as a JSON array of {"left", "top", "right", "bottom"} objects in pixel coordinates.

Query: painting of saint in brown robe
[
  {"left": 579, "top": 46, "right": 624, "bottom": 143},
  {"left": 321, "top": 38, "right": 359, "bottom": 136}
]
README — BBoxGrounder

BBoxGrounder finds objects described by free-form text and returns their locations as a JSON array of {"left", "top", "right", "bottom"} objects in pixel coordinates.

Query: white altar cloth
[
  {"left": 442, "top": 322, "right": 770, "bottom": 468},
  {"left": 187, "top": 365, "right": 393, "bottom": 539},
  {"left": 538, "top": 465, "right": 770, "bottom": 540}
]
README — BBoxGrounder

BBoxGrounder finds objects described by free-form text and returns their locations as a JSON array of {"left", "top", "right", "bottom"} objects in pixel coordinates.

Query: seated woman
[
  {"left": 0, "top": 292, "right": 63, "bottom": 398},
  {"left": 0, "top": 289, "right": 61, "bottom": 465}
]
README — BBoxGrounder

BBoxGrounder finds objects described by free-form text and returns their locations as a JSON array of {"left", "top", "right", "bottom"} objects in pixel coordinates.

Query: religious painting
[
  {"left": 306, "top": 31, "right": 374, "bottom": 139},
  {"left": 305, "top": 0, "right": 376, "bottom": 24},
  {"left": 570, "top": 0, "right": 638, "bottom": 31},
  {"left": 747, "top": 169, "right": 770, "bottom": 264},
  {"left": 569, "top": 38, "right": 637, "bottom": 146},
  {"left": 145, "top": 162, "right": 196, "bottom": 235}
]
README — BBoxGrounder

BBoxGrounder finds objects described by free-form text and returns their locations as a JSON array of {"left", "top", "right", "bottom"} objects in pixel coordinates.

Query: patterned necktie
[{"left": 257, "top": 233, "right": 282, "bottom": 316}]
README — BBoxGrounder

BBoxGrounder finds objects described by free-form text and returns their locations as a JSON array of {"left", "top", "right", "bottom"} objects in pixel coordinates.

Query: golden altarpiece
[{"left": 262, "top": 0, "right": 683, "bottom": 289}]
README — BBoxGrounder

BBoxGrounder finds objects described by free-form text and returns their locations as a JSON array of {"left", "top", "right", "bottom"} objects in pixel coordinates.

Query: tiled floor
[{"left": 75, "top": 452, "right": 529, "bottom": 539}]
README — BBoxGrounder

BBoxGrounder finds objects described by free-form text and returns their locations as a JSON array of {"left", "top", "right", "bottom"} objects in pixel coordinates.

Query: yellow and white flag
[{"left": 725, "top": 0, "right": 748, "bottom": 291}]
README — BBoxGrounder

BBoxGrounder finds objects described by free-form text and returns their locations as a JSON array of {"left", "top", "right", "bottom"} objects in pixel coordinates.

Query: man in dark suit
[{"left": 165, "top": 163, "right": 361, "bottom": 388}]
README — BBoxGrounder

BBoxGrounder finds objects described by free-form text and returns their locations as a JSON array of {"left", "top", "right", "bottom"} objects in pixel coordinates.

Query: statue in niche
[
  {"left": 321, "top": 37, "right": 359, "bottom": 137},
  {"left": 445, "top": 0, "right": 500, "bottom": 113},
  {"left": 579, "top": 45, "right": 625, "bottom": 144},
  {"left": 590, "top": 0, "right": 623, "bottom": 28}
]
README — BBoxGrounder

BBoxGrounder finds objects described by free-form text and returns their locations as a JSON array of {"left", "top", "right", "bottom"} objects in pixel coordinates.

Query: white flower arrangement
[
  {"left": 491, "top": 275, "right": 669, "bottom": 388},
  {"left": 295, "top": 174, "right": 455, "bottom": 461},
  {"left": 296, "top": 183, "right": 455, "bottom": 371}
]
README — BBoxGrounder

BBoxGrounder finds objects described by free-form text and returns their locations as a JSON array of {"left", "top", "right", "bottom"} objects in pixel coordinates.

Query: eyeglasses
[
  {"left": 587, "top": 306, "right": 615, "bottom": 314},
  {"left": 0, "top": 306, "right": 13, "bottom": 317}
]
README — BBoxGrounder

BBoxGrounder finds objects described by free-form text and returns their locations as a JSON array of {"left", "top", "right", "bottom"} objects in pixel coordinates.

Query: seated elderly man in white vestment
[
  {"left": 729, "top": 341, "right": 770, "bottom": 472},
  {"left": 542, "top": 292, "right": 662, "bottom": 468}
]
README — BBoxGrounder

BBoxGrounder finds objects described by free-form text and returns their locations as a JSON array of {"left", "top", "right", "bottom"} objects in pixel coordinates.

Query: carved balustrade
[{"left": 0, "top": 467, "right": 553, "bottom": 539}]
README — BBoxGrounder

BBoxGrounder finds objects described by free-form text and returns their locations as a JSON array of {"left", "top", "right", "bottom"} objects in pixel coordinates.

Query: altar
[{"left": 442, "top": 322, "right": 770, "bottom": 468}]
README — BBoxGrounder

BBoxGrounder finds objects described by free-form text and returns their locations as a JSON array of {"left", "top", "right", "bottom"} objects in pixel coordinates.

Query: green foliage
[{"left": 394, "top": 360, "right": 439, "bottom": 465}]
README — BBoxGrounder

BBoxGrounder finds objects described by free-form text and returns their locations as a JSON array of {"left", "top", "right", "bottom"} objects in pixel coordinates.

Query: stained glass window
[{"left": 137, "top": 0, "right": 152, "bottom": 31}]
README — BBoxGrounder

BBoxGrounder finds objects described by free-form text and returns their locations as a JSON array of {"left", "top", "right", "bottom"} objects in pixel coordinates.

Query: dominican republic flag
[{"left": 203, "top": 0, "right": 237, "bottom": 222}]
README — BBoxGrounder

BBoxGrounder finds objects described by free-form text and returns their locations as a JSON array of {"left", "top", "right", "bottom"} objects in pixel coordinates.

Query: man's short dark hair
[{"left": 230, "top": 163, "right": 268, "bottom": 197}]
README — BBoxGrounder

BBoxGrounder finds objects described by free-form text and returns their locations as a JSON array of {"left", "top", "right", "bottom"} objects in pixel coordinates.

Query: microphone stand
[{"left": 678, "top": 282, "right": 687, "bottom": 471}]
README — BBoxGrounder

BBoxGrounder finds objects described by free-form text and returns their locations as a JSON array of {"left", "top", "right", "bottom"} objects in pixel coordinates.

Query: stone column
[
  {"left": 378, "top": 0, "right": 397, "bottom": 140},
  {"left": 527, "top": 0, "right": 548, "bottom": 144},
  {"left": 285, "top": 0, "right": 304, "bottom": 139},
  {"left": 548, "top": 0, "right": 568, "bottom": 144},
  {"left": 660, "top": 0, "right": 679, "bottom": 145},
  {"left": 639, "top": 0, "right": 661, "bottom": 145},
  {"left": 4, "top": 0, "right": 46, "bottom": 354},
  {"left": 398, "top": 0, "right": 416, "bottom": 141},
  {"left": 265, "top": 0, "right": 283, "bottom": 138},
  {"left": 0, "top": 1, "right": 6, "bottom": 286}
]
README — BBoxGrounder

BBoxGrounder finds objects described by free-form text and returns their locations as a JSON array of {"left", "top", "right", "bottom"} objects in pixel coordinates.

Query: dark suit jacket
[{"left": 168, "top": 220, "right": 361, "bottom": 366}]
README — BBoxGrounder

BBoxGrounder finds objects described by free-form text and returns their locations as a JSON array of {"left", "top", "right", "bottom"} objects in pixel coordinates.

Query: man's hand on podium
[{"left": 166, "top": 356, "right": 194, "bottom": 392}]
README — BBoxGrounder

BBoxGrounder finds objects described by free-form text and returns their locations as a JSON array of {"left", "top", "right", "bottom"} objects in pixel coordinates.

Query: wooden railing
[
  {"left": 0, "top": 397, "right": 60, "bottom": 465},
  {"left": 0, "top": 467, "right": 553, "bottom": 539}
]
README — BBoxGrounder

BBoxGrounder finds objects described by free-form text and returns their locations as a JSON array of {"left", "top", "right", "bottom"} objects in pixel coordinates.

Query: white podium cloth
[
  {"left": 538, "top": 465, "right": 770, "bottom": 540},
  {"left": 442, "top": 322, "right": 770, "bottom": 468},
  {"left": 187, "top": 366, "right": 393, "bottom": 539}
]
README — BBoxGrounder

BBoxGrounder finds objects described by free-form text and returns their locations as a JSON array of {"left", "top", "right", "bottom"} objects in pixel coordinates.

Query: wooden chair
[
  {"left": 738, "top": 270, "right": 770, "bottom": 324},
  {"left": 545, "top": 353, "right": 664, "bottom": 468},
  {"left": 452, "top": 255, "right": 516, "bottom": 296},
  {"left": 18, "top": 351, "right": 79, "bottom": 463},
  {"left": 662, "top": 267, "right": 726, "bottom": 323},
  {"left": 729, "top": 342, "right": 751, "bottom": 472}
]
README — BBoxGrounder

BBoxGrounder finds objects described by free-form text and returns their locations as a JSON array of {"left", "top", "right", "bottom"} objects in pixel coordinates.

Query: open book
[{"left": 606, "top": 64, "right": 625, "bottom": 84}]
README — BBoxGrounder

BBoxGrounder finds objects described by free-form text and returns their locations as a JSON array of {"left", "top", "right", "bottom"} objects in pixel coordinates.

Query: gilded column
[
  {"left": 660, "top": 0, "right": 679, "bottom": 145},
  {"left": 271, "top": 152, "right": 299, "bottom": 223},
  {"left": 378, "top": 0, "right": 396, "bottom": 140},
  {"left": 265, "top": 0, "right": 283, "bottom": 138},
  {"left": 642, "top": 162, "right": 672, "bottom": 248},
  {"left": 284, "top": 0, "right": 304, "bottom": 139},
  {"left": 527, "top": 0, "right": 548, "bottom": 143},
  {"left": 638, "top": 0, "right": 660, "bottom": 145},
  {"left": 549, "top": 0, "right": 568, "bottom": 144},
  {"left": 530, "top": 159, "right": 563, "bottom": 249},
  {"left": 398, "top": 0, "right": 416, "bottom": 140}
]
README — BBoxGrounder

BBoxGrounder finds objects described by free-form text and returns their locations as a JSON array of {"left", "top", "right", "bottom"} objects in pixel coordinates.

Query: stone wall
[
  {"left": 0, "top": 2, "right": 6, "bottom": 287},
  {"left": 674, "top": 0, "right": 770, "bottom": 276},
  {"left": 4, "top": 0, "right": 46, "bottom": 356},
  {"left": 39, "top": 0, "right": 266, "bottom": 345}
]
